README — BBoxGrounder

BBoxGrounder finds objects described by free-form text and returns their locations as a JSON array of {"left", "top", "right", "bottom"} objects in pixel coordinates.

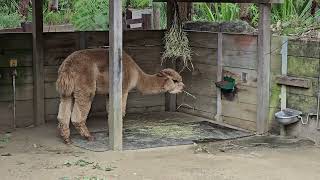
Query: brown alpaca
[{"left": 56, "top": 48, "right": 185, "bottom": 144}]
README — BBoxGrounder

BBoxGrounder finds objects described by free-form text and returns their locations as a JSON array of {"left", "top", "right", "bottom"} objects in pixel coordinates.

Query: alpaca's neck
[{"left": 136, "top": 72, "right": 166, "bottom": 95}]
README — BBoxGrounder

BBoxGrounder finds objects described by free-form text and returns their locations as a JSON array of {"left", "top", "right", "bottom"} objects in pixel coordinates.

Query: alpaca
[{"left": 56, "top": 48, "right": 185, "bottom": 144}]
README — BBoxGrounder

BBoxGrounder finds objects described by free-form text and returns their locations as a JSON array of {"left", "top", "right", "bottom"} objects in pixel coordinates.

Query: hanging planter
[{"left": 161, "top": 0, "right": 193, "bottom": 71}]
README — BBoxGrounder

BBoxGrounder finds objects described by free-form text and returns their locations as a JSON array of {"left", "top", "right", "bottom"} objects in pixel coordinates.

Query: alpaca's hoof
[
  {"left": 87, "top": 136, "right": 95, "bottom": 141},
  {"left": 64, "top": 138, "right": 72, "bottom": 145}
]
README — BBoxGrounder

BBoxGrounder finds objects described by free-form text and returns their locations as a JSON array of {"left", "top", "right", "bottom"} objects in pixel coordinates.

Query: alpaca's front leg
[{"left": 122, "top": 91, "right": 129, "bottom": 117}]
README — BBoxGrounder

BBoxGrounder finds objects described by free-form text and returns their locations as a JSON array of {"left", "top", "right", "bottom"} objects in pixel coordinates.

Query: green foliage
[
  {"left": 71, "top": 0, "right": 109, "bottom": 31},
  {"left": 43, "top": 0, "right": 75, "bottom": 25},
  {"left": 128, "top": 0, "right": 151, "bottom": 9},
  {"left": 0, "top": 0, "right": 22, "bottom": 29},
  {"left": 0, "top": 12, "right": 22, "bottom": 29},
  {"left": 271, "top": 0, "right": 320, "bottom": 36},
  {"left": 193, "top": 3, "right": 239, "bottom": 22}
]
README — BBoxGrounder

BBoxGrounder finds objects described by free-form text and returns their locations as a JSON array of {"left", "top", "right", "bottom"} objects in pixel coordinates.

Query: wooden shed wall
[
  {"left": 2, "top": 30, "right": 316, "bottom": 133},
  {"left": 270, "top": 37, "right": 320, "bottom": 134},
  {"left": 0, "top": 31, "right": 166, "bottom": 131},
  {"left": 177, "top": 32, "right": 259, "bottom": 131}
]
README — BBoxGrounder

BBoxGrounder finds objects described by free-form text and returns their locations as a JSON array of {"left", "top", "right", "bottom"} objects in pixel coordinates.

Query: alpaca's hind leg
[
  {"left": 122, "top": 91, "right": 129, "bottom": 117},
  {"left": 71, "top": 93, "right": 94, "bottom": 141},
  {"left": 57, "top": 96, "right": 73, "bottom": 144}
]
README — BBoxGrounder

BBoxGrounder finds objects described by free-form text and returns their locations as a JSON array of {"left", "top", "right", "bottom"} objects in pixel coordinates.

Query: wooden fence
[{"left": 0, "top": 30, "right": 319, "bottom": 135}]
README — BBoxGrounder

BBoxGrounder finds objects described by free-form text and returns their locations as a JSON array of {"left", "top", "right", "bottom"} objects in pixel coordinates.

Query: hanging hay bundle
[{"left": 161, "top": 1, "right": 193, "bottom": 71}]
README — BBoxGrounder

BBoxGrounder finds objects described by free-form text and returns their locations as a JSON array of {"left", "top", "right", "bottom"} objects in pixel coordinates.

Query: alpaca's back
[{"left": 56, "top": 48, "right": 140, "bottom": 96}]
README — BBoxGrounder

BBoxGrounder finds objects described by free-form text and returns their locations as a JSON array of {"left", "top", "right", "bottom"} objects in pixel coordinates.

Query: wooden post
[
  {"left": 256, "top": 3, "right": 271, "bottom": 134},
  {"left": 215, "top": 33, "right": 223, "bottom": 122},
  {"left": 142, "top": 14, "right": 152, "bottom": 29},
  {"left": 279, "top": 36, "right": 288, "bottom": 136},
  {"left": 280, "top": 36, "right": 288, "bottom": 110},
  {"left": 152, "top": 3, "right": 161, "bottom": 29},
  {"left": 79, "top": 32, "right": 87, "bottom": 49},
  {"left": 165, "top": 0, "right": 177, "bottom": 112},
  {"left": 108, "top": 0, "right": 123, "bottom": 151},
  {"left": 32, "top": 0, "right": 45, "bottom": 126},
  {"left": 178, "top": 2, "right": 192, "bottom": 22}
]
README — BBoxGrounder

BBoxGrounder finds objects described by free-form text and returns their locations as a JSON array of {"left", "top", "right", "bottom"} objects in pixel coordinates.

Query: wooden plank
[
  {"left": 287, "top": 94, "right": 318, "bottom": 113},
  {"left": 109, "top": 0, "right": 123, "bottom": 151},
  {"left": 32, "top": 0, "right": 45, "bottom": 126},
  {"left": 0, "top": 33, "right": 32, "bottom": 50},
  {"left": 190, "top": 47, "right": 217, "bottom": 66},
  {"left": 124, "top": 30, "right": 164, "bottom": 47},
  {"left": 153, "top": 0, "right": 283, "bottom": 3},
  {"left": 152, "top": 3, "right": 161, "bottom": 30},
  {"left": 287, "top": 39, "right": 320, "bottom": 59},
  {"left": 222, "top": 100, "right": 257, "bottom": 122},
  {"left": 127, "top": 93, "right": 165, "bottom": 108},
  {"left": 0, "top": 67, "right": 33, "bottom": 85},
  {"left": 222, "top": 34, "right": 258, "bottom": 52},
  {"left": 86, "top": 31, "right": 109, "bottom": 48},
  {"left": 124, "top": 46, "right": 163, "bottom": 67},
  {"left": 187, "top": 32, "right": 218, "bottom": 49},
  {"left": 0, "top": 84, "right": 33, "bottom": 101},
  {"left": 223, "top": 116, "right": 256, "bottom": 131},
  {"left": 276, "top": 75, "right": 311, "bottom": 89},
  {"left": 45, "top": 98, "right": 59, "bottom": 115},
  {"left": 184, "top": 78, "right": 217, "bottom": 97},
  {"left": 215, "top": 33, "right": 223, "bottom": 122},
  {"left": 0, "top": 100, "right": 33, "bottom": 128},
  {"left": 44, "top": 66, "right": 59, "bottom": 82},
  {"left": 177, "top": 93, "right": 217, "bottom": 114},
  {"left": 90, "top": 93, "right": 165, "bottom": 116},
  {"left": 126, "top": 18, "right": 143, "bottom": 25},
  {"left": 44, "top": 48, "right": 78, "bottom": 66},
  {"left": 43, "top": 32, "right": 78, "bottom": 49},
  {"left": 86, "top": 31, "right": 164, "bottom": 48},
  {"left": 272, "top": 36, "right": 320, "bottom": 58},
  {"left": 45, "top": 82, "right": 59, "bottom": 98},
  {"left": 223, "top": 50, "right": 257, "bottom": 70},
  {"left": 236, "top": 85, "right": 258, "bottom": 105},
  {"left": 0, "top": 50, "right": 32, "bottom": 68},
  {"left": 79, "top": 32, "right": 87, "bottom": 49},
  {"left": 180, "top": 62, "right": 217, "bottom": 80},
  {"left": 287, "top": 56, "right": 320, "bottom": 78},
  {"left": 256, "top": 3, "right": 271, "bottom": 134},
  {"left": 177, "top": 107, "right": 214, "bottom": 119},
  {"left": 287, "top": 78, "right": 318, "bottom": 97},
  {"left": 126, "top": 106, "right": 164, "bottom": 113},
  {"left": 142, "top": 14, "right": 152, "bottom": 29}
]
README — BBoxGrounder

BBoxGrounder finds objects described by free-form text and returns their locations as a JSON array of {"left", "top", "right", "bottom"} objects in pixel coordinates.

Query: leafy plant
[
  {"left": 128, "top": 0, "right": 151, "bottom": 9},
  {"left": 71, "top": 0, "right": 109, "bottom": 31},
  {"left": 193, "top": 3, "right": 239, "bottom": 22}
]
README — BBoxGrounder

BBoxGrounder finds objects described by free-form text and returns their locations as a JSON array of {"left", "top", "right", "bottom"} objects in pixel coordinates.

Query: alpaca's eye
[{"left": 173, "top": 80, "right": 179, "bottom": 83}]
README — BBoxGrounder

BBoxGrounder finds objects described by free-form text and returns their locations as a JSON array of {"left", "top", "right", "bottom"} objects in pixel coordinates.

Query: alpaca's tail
[{"left": 56, "top": 64, "right": 75, "bottom": 97}]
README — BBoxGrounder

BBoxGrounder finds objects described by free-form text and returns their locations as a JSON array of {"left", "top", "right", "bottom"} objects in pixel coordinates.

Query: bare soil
[{"left": 1, "top": 122, "right": 320, "bottom": 180}]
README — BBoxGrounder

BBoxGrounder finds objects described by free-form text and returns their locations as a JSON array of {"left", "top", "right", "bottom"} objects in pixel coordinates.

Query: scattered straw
[{"left": 183, "top": 90, "right": 196, "bottom": 99}]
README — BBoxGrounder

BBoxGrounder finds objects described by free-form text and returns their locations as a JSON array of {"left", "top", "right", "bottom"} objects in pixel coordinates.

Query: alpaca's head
[{"left": 157, "top": 68, "right": 185, "bottom": 94}]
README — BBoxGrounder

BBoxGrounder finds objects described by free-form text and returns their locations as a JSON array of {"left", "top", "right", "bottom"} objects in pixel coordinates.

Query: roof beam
[{"left": 153, "top": 0, "right": 283, "bottom": 3}]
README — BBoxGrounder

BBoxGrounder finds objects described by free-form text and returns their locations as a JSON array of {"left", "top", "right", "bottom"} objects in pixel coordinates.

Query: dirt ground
[{"left": 1, "top": 122, "right": 320, "bottom": 180}]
